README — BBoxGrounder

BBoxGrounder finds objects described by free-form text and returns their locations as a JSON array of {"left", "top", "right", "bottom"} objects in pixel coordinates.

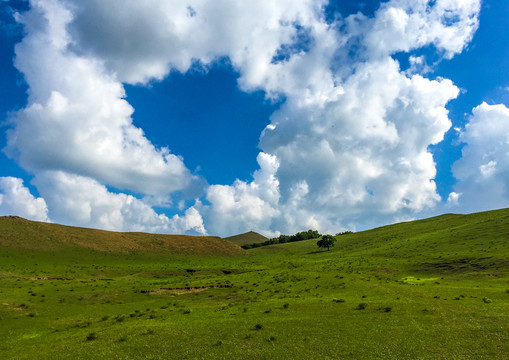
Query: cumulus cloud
[
  {"left": 68, "top": 0, "right": 329, "bottom": 87},
  {"left": 200, "top": 0, "right": 479, "bottom": 235},
  {"left": 0, "top": 176, "right": 49, "bottom": 221},
  {"left": 199, "top": 153, "right": 280, "bottom": 237},
  {"left": 33, "top": 171, "right": 206, "bottom": 234},
  {"left": 449, "top": 102, "right": 509, "bottom": 212},
  {"left": 364, "top": 0, "right": 480, "bottom": 59},
  {"left": 6, "top": 0, "right": 201, "bottom": 198},
  {"left": 2, "top": 0, "right": 486, "bottom": 236}
]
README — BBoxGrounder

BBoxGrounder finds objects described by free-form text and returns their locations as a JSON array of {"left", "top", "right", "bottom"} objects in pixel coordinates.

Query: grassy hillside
[
  {"left": 1, "top": 209, "right": 508, "bottom": 359},
  {"left": 0, "top": 216, "right": 246, "bottom": 257},
  {"left": 224, "top": 231, "right": 268, "bottom": 246}
]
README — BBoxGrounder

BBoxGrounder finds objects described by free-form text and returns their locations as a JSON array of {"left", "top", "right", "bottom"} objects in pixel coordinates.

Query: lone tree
[{"left": 317, "top": 234, "right": 336, "bottom": 251}]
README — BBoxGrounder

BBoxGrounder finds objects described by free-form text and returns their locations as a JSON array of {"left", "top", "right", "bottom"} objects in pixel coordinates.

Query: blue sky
[{"left": 1, "top": 0, "right": 508, "bottom": 237}]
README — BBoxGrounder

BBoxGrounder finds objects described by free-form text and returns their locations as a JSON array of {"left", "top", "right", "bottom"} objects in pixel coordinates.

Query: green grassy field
[{"left": 1, "top": 209, "right": 508, "bottom": 359}]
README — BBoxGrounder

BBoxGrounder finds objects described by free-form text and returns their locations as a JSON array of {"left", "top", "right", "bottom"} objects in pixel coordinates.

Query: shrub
[
  {"left": 254, "top": 323, "right": 263, "bottom": 330},
  {"left": 356, "top": 303, "right": 368, "bottom": 310},
  {"left": 86, "top": 332, "right": 97, "bottom": 341}
]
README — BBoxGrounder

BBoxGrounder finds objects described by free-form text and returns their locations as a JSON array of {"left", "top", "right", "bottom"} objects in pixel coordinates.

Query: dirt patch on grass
[
  {"left": 28, "top": 276, "right": 72, "bottom": 280},
  {"left": 140, "top": 284, "right": 232, "bottom": 295}
]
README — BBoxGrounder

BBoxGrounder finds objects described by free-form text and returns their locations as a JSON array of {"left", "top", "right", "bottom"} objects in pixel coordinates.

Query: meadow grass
[{"left": 1, "top": 209, "right": 508, "bottom": 359}]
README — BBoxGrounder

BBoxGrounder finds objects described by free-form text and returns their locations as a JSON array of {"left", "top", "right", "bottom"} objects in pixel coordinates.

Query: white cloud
[
  {"left": 199, "top": 153, "right": 280, "bottom": 237},
  {"left": 33, "top": 171, "right": 206, "bottom": 234},
  {"left": 364, "top": 0, "right": 480, "bottom": 59},
  {"left": 67, "top": 0, "right": 330, "bottom": 87},
  {"left": 194, "top": 0, "right": 479, "bottom": 235},
  {"left": 0, "top": 177, "right": 49, "bottom": 221},
  {"left": 446, "top": 191, "right": 461, "bottom": 207},
  {"left": 6, "top": 0, "right": 201, "bottom": 198},
  {"left": 2, "top": 0, "right": 486, "bottom": 236},
  {"left": 450, "top": 102, "right": 509, "bottom": 212}
]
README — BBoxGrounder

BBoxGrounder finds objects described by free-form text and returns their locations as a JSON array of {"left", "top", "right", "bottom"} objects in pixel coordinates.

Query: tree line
[{"left": 241, "top": 229, "right": 322, "bottom": 249}]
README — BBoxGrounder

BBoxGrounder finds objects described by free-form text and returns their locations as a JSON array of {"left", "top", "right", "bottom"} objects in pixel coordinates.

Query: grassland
[
  {"left": 224, "top": 231, "right": 268, "bottom": 246},
  {"left": 1, "top": 209, "right": 508, "bottom": 359}
]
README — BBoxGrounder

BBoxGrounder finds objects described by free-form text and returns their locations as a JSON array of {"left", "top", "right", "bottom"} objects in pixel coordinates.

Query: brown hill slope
[
  {"left": 0, "top": 216, "right": 246, "bottom": 256},
  {"left": 225, "top": 231, "right": 269, "bottom": 246}
]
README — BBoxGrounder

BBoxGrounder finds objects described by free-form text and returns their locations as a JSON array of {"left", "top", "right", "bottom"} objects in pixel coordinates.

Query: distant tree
[{"left": 317, "top": 234, "right": 336, "bottom": 251}]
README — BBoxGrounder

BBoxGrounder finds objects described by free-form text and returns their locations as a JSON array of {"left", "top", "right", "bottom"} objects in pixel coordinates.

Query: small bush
[
  {"left": 86, "top": 332, "right": 97, "bottom": 341},
  {"left": 356, "top": 303, "right": 368, "bottom": 310},
  {"left": 332, "top": 298, "right": 345, "bottom": 303},
  {"left": 254, "top": 323, "right": 263, "bottom": 330},
  {"left": 482, "top": 297, "right": 492, "bottom": 304},
  {"left": 283, "top": 303, "right": 289, "bottom": 309},
  {"left": 378, "top": 306, "right": 392, "bottom": 312}
]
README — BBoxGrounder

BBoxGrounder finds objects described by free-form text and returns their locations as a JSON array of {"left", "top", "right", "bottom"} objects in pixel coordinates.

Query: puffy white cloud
[
  {"left": 196, "top": 0, "right": 479, "bottom": 235},
  {"left": 6, "top": 0, "right": 201, "bottom": 197},
  {"left": 3, "top": 0, "right": 485, "bottom": 236},
  {"left": 450, "top": 103, "right": 509, "bottom": 212},
  {"left": 67, "top": 0, "right": 330, "bottom": 88},
  {"left": 33, "top": 171, "right": 206, "bottom": 234},
  {"left": 364, "top": 0, "right": 480, "bottom": 59},
  {"left": 258, "top": 59, "right": 459, "bottom": 231},
  {"left": 0, "top": 176, "right": 49, "bottom": 221},
  {"left": 199, "top": 153, "right": 280, "bottom": 237}
]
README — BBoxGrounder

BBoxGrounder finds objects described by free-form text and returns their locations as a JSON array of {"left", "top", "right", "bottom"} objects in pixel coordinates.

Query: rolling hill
[
  {"left": 224, "top": 230, "right": 269, "bottom": 246},
  {"left": 0, "top": 215, "right": 246, "bottom": 256},
  {"left": 1, "top": 209, "right": 508, "bottom": 359}
]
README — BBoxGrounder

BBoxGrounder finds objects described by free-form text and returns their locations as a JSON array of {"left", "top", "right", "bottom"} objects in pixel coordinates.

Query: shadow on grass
[{"left": 307, "top": 250, "right": 334, "bottom": 255}]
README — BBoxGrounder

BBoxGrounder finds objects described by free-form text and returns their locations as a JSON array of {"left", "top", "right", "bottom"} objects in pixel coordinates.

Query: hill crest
[
  {"left": 0, "top": 216, "right": 246, "bottom": 256},
  {"left": 224, "top": 231, "right": 269, "bottom": 246}
]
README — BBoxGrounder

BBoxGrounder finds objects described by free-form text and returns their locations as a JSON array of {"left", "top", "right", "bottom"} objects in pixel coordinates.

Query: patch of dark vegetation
[
  {"left": 355, "top": 303, "right": 368, "bottom": 310},
  {"left": 417, "top": 257, "right": 500, "bottom": 273},
  {"left": 332, "top": 298, "right": 345, "bottom": 303},
  {"left": 86, "top": 332, "right": 97, "bottom": 341}
]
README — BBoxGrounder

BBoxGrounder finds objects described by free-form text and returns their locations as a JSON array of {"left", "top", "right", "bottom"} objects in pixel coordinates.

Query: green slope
[
  {"left": 224, "top": 231, "right": 269, "bottom": 246},
  {"left": 252, "top": 208, "right": 509, "bottom": 274},
  {"left": 0, "top": 209, "right": 508, "bottom": 360}
]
